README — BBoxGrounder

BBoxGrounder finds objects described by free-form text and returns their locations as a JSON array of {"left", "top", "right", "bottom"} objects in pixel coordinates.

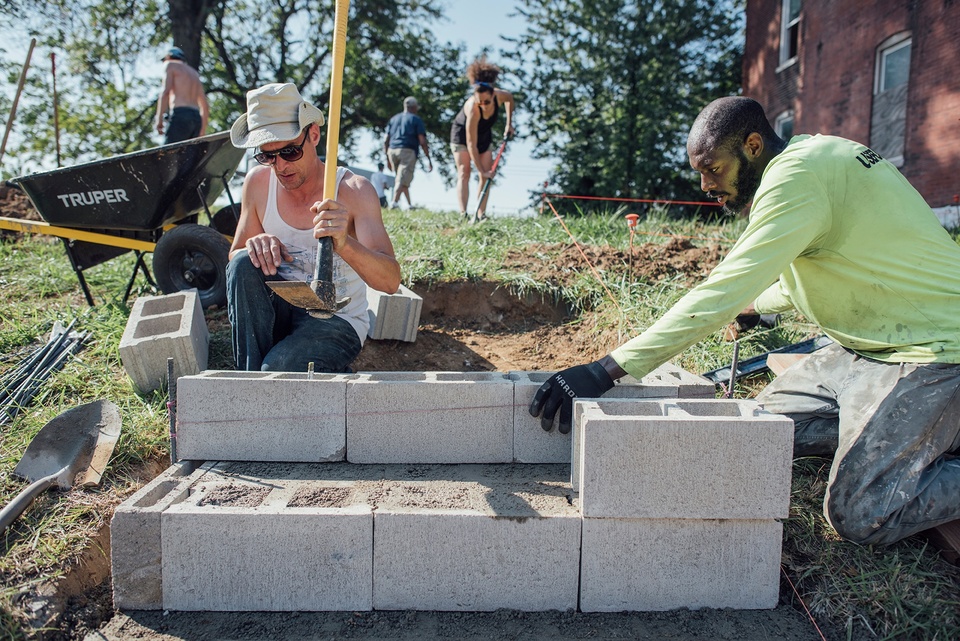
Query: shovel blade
[
  {"left": 13, "top": 400, "right": 122, "bottom": 489},
  {"left": 266, "top": 280, "right": 350, "bottom": 318}
]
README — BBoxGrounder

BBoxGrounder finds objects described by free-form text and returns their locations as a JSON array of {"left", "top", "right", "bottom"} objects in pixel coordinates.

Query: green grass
[{"left": 0, "top": 210, "right": 959, "bottom": 639}]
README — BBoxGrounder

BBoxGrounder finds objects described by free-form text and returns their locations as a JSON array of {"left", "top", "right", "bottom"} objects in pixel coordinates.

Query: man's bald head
[{"left": 687, "top": 97, "right": 782, "bottom": 157}]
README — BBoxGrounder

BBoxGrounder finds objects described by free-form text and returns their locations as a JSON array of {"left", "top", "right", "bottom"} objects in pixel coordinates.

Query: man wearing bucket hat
[
  {"left": 154, "top": 46, "right": 209, "bottom": 144},
  {"left": 227, "top": 83, "right": 401, "bottom": 373}
]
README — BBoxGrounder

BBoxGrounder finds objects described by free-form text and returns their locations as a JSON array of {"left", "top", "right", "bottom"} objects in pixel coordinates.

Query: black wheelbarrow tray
[{"left": 0, "top": 131, "right": 245, "bottom": 308}]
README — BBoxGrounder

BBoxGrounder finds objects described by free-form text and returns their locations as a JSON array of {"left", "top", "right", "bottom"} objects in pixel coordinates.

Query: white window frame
[
  {"left": 874, "top": 33, "right": 912, "bottom": 95},
  {"left": 774, "top": 110, "right": 795, "bottom": 140},
  {"left": 777, "top": 0, "right": 801, "bottom": 70}
]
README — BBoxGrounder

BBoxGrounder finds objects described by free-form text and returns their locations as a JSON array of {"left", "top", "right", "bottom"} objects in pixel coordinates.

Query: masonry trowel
[
  {"left": 267, "top": 237, "right": 349, "bottom": 318},
  {"left": 266, "top": 0, "right": 351, "bottom": 319}
]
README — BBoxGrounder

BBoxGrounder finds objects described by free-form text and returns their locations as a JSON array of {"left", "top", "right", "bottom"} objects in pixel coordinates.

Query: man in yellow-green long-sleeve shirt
[{"left": 530, "top": 96, "right": 960, "bottom": 546}]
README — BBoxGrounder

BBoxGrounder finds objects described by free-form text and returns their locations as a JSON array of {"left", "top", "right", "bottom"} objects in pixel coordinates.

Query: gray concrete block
[
  {"left": 633, "top": 361, "right": 716, "bottom": 398},
  {"left": 346, "top": 372, "right": 514, "bottom": 463},
  {"left": 510, "top": 366, "right": 699, "bottom": 464},
  {"left": 373, "top": 464, "right": 580, "bottom": 611},
  {"left": 365, "top": 284, "right": 422, "bottom": 342},
  {"left": 110, "top": 461, "right": 212, "bottom": 610},
  {"left": 574, "top": 399, "right": 793, "bottom": 519},
  {"left": 176, "top": 371, "right": 350, "bottom": 462},
  {"left": 119, "top": 290, "right": 209, "bottom": 394},
  {"left": 580, "top": 518, "right": 782, "bottom": 611},
  {"left": 161, "top": 471, "right": 373, "bottom": 611}
]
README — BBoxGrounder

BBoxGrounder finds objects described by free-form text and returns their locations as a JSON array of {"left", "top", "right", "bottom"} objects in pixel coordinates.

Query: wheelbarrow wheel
[{"left": 152, "top": 223, "right": 231, "bottom": 309}]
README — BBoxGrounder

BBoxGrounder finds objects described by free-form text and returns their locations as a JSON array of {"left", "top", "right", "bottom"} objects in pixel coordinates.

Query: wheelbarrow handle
[{"left": 0, "top": 468, "right": 63, "bottom": 534}]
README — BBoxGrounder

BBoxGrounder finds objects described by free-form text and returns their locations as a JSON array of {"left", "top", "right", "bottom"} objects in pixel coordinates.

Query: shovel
[
  {"left": 0, "top": 400, "right": 122, "bottom": 534},
  {"left": 266, "top": 0, "right": 352, "bottom": 320}
]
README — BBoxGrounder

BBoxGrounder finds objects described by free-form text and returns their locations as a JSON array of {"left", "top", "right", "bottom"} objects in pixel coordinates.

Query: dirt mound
[
  {"left": 0, "top": 184, "right": 39, "bottom": 220},
  {"left": 502, "top": 237, "right": 725, "bottom": 288}
]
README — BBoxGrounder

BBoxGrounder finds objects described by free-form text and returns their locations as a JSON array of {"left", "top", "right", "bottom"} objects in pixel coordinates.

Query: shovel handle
[{"left": 0, "top": 470, "right": 61, "bottom": 534}]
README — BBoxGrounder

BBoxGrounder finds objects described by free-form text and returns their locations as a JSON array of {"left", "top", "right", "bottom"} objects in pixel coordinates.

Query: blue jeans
[{"left": 226, "top": 251, "right": 361, "bottom": 373}]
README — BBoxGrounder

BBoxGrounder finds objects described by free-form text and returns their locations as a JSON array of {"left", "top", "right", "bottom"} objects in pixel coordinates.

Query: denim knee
[{"left": 227, "top": 250, "right": 257, "bottom": 283}]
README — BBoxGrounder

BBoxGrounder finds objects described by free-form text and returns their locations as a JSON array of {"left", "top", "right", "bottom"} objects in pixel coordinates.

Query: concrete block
[
  {"left": 176, "top": 370, "right": 350, "bottom": 462},
  {"left": 373, "top": 464, "right": 580, "bottom": 611},
  {"left": 626, "top": 361, "right": 716, "bottom": 399},
  {"left": 119, "top": 290, "right": 209, "bottom": 394},
  {"left": 110, "top": 461, "right": 212, "bottom": 610},
  {"left": 580, "top": 517, "right": 783, "bottom": 611},
  {"left": 511, "top": 364, "right": 715, "bottom": 465},
  {"left": 365, "top": 284, "right": 422, "bottom": 342},
  {"left": 574, "top": 399, "right": 793, "bottom": 519},
  {"left": 161, "top": 467, "right": 373, "bottom": 611},
  {"left": 346, "top": 372, "right": 514, "bottom": 463}
]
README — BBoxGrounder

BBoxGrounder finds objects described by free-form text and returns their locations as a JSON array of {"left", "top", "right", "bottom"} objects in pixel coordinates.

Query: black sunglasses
[{"left": 254, "top": 130, "right": 310, "bottom": 165}]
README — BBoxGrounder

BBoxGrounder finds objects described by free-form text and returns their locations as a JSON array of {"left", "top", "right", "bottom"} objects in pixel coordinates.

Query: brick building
[{"left": 742, "top": 0, "right": 960, "bottom": 224}]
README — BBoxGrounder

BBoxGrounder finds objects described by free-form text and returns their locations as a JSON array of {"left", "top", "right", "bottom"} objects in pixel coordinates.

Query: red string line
[
  {"left": 544, "top": 193, "right": 722, "bottom": 207},
  {"left": 544, "top": 196, "right": 624, "bottom": 314},
  {"left": 781, "top": 565, "right": 828, "bottom": 641}
]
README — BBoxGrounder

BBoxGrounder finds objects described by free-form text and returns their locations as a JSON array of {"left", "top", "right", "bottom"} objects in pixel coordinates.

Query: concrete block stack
[
  {"left": 574, "top": 398, "right": 794, "bottom": 611},
  {"left": 119, "top": 290, "right": 208, "bottom": 394},
  {"left": 112, "top": 363, "right": 794, "bottom": 614}
]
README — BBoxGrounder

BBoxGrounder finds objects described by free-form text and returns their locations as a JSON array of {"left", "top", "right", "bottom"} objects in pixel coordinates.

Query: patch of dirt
[
  {"left": 502, "top": 238, "right": 726, "bottom": 288},
  {"left": 0, "top": 184, "right": 39, "bottom": 221}
]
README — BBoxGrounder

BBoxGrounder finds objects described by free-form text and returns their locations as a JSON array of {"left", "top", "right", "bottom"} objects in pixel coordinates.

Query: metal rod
[
  {"left": 725, "top": 340, "right": 740, "bottom": 399},
  {"left": 0, "top": 37, "right": 36, "bottom": 171},
  {"left": 167, "top": 357, "right": 177, "bottom": 464}
]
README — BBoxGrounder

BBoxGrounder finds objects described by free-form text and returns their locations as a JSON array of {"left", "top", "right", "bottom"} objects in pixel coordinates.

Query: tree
[
  {"left": 0, "top": 0, "right": 465, "bottom": 178},
  {"left": 202, "top": 0, "right": 464, "bottom": 171},
  {"left": 506, "top": 0, "right": 743, "bottom": 209}
]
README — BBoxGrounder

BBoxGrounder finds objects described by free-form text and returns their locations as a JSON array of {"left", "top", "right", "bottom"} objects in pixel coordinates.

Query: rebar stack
[{"left": 0, "top": 320, "right": 88, "bottom": 425}]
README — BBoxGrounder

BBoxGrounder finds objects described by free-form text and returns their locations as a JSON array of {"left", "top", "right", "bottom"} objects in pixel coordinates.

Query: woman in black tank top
[{"left": 449, "top": 56, "right": 516, "bottom": 222}]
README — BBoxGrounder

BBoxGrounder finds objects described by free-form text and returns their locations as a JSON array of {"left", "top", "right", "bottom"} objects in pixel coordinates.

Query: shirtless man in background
[{"left": 155, "top": 46, "right": 209, "bottom": 144}]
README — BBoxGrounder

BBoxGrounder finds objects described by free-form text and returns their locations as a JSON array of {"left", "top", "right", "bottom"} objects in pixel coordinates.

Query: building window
[
  {"left": 779, "top": 0, "right": 801, "bottom": 67},
  {"left": 774, "top": 111, "right": 795, "bottom": 140},
  {"left": 871, "top": 33, "right": 911, "bottom": 167},
  {"left": 877, "top": 38, "right": 911, "bottom": 94}
]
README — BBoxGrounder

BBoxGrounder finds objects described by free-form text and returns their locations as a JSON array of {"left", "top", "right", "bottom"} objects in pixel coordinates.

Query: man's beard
[{"left": 723, "top": 151, "right": 762, "bottom": 215}]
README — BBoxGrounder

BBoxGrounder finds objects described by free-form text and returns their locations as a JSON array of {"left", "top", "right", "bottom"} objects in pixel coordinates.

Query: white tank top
[{"left": 262, "top": 167, "right": 369, "bottom": 344}]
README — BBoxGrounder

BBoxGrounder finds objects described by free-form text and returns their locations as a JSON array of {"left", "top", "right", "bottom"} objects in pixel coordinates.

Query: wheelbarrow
[{"left": 0, "top": 132, "right": 245, "bottom": 308}]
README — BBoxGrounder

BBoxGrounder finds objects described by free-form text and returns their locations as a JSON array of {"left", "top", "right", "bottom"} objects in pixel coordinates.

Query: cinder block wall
[{"left": 115, "top": 365, "right": 793, "bottom": 613}]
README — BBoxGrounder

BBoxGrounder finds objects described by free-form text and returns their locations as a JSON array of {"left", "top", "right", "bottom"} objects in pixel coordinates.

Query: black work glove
[
  {"left": 529, "top": 361, "right": 615, "bottom": 434},
  {"left": 734, "top": 312, "right": 781, "bottom": 332}
]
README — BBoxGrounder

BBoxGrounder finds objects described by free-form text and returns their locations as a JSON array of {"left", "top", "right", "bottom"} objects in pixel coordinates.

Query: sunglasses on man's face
[{"left": 254, "top": 130, "right": 310, "bottom": 165}]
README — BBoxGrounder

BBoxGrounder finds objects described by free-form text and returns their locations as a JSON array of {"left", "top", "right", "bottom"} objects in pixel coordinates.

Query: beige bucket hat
[{"left": 230, "top": 83, "right": 325, "bottom": 149}]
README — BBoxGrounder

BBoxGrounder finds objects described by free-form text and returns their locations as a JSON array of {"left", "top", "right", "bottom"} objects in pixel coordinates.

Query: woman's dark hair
[{"left": 466, "top": 55, "right": 501, "bottom": 88}]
